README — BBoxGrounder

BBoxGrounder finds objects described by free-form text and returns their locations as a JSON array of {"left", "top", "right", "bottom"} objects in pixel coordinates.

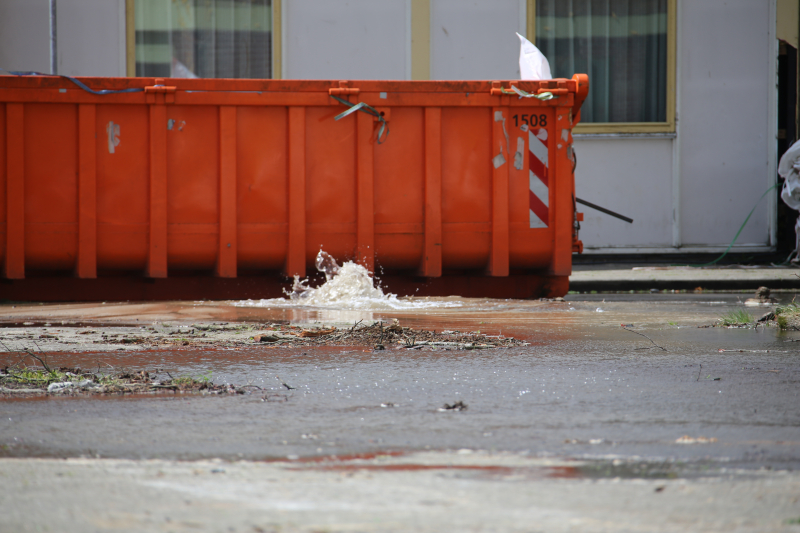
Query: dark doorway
[{"left": 777, "top": 41, "right": 798, "bottom": 255}]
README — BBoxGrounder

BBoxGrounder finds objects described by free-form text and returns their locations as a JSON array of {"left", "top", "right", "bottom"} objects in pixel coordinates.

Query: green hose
[{"left": 684, "top": 183, "right": 778, "bottom": 268}]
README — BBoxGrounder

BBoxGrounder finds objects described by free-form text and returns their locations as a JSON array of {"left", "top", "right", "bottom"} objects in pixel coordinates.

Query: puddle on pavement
[
  {"left": 291, "top": 463, "right": 587, "bottom": 481},
  {"left": 1, "top": 290, "right": 798, "bottom": 473},
  {"left": 288, "top": 459, "right": 739, "bottom": 481},
  {"left": 0, "top": 322, "right": 101, "bottom": 328}
]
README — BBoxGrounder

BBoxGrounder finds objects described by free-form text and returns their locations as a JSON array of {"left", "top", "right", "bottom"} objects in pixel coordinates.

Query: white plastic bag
[
  {"left": 778, "top": 139, "right": 800, "bottom": 256},
  {"left": 516, "top": 32, "right": 552, "bottom": 81},
  {"left": 779, "top": 139, "right": 800, "bottom": 210}
]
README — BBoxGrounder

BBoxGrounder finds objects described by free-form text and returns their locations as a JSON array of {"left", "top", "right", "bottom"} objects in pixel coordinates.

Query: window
[
  {"left": 133, "top": 0, "right": 275, "bottom": 79},
  {"left": 531, "top": 0, "right": 675, "bottom": 132}
]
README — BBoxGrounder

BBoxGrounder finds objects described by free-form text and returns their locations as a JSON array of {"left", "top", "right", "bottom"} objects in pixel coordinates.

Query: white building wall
[
  {"left": 282, "top": 0, "right": 411, "bottom": 80},
  {"left": 0, "top": 0, "right": 126, "bottom": 77},
  {"left": 573, "top": 138, "right": 674, "bottom": 249},
  {"left": 57, "top": 0, "right": 127, "bottom": 78},
  {"left": 0, "top": 0, "right": 50, "bottom": 73},
  {"left": 677, "top": 0, "right": 774, "bottom": 249},
  {"left": 430, "top": 0, "right": 524, "bottom": 80}
]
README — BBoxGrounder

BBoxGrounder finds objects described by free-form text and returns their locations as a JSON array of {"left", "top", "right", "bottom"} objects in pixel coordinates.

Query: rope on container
[
  {"left": 501, "top": 85, "right": 556, "bottom": 100},
  {"left": 329, "top": 94, "right": 389, "bottom": 144}
]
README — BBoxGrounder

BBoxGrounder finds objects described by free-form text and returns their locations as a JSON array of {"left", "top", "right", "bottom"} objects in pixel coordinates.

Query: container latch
[
  {"left": 490, "top": 81, "right": 557, "bottom": 100},
  {"left": 145, "top": 79, "right": 177, "bottom": 103},
  {"left": 329, "top": 81, "right": 360, "bottom": 96}
]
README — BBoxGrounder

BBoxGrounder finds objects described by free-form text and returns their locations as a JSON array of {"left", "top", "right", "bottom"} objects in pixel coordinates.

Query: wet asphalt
[{"left": 0, "top": 293, "right": 798, "bottom": 477}]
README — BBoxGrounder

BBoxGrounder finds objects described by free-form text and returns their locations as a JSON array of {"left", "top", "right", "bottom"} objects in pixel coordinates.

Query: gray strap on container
[
  {"left": 330, "top": 94, "right": 389, "bottom": 144},
  {"left": 0, "top": 68, "right": 143, "bottom": 95}
]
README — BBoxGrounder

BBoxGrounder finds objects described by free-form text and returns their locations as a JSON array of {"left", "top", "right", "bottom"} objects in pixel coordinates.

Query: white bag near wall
[
  {"left": 779, "top": 139, "right": 800, "bottom": 210},
  {"left": 778, "top": 139, "right": 800, "bottom": 254},
  {"left": 516, "top": 32, "right": 552, "bottom": 81}
]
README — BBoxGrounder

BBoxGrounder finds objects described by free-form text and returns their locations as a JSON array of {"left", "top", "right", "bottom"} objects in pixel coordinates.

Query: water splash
[{"left": 237, "top": 251, "right": 461, "bottom": 310}]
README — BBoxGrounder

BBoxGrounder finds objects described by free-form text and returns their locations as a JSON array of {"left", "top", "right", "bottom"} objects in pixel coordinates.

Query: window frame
[
  {"left": 124, "top": 0, "right": 671, "bottom": 125},
  {"left": 125, "top": 0, "right": 283, "bottom": 79},
  {"left": 527, "top": 0, "right": 676, "bottom": 134}
]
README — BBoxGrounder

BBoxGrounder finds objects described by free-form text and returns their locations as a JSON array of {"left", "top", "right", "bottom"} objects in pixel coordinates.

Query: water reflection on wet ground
[{"left": 0, "top": 294, "right": 798, "bottom": 477}]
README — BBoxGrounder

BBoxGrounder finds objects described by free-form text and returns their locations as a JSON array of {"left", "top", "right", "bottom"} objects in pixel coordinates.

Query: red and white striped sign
[{"left": 528, "top": 127, "right": 549, "bottom": 228}]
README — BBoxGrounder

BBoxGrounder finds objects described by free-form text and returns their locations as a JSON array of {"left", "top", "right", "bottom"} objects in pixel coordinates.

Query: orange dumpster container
[{"left": 0, "top": 74, "right": 588, "bottom": 301}]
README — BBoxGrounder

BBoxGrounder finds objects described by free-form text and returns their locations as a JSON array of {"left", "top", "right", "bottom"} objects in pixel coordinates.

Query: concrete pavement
[
  {"left": 569, "top": 265, "right": 800, "bottom": 292},
  {"left": 3, "top": 454, "right": 799, "bottom": 533}
]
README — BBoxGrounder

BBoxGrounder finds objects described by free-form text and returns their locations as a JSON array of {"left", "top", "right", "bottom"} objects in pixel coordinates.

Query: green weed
[
  {"left": 719, "top": 309, "right": 753, "bottom": 326},
  {"left": 172, "top": 370, "right": 212, "bottom": 387},
  {"left": 4, "top": 367, "right": 67, "bottom": 384},
  {"left": 775, "top": 301, "right": 799, "bottom": 314},
  {"left": 775, "top": 302, "right": 800, "bottom": 330}
]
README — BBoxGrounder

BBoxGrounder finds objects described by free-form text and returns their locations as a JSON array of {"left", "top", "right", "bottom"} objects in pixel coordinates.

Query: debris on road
[
  {"left": 275, "top": 375, "right": 296, "bottom": 390},
  {"left": 757, "top": 311, "right": 776, "bottom": 323},
  {"left": 439, "top": 401, "right": 468, "bottom": 412},
  {"left": 774, "top": 301, "right": 800, "bottom": 330},
  {"left": 744, "top": 286, "right": 778, "bottom": 306},
  {"left": 0, "top": 356, "right": 243, "bottom": 396},
  {"left": 620, "top": 325, "right": 667, "bottom": 351},
  {"left": 675, "top": 436, "right": 718, "bottom": 444},
  {"left": 258, "top": 321, "right": 528, "bottom": 350},
  {"left": 0, "top": 320, "right": 528, "bottom": 353},
  {"left": 727, "top": 299, "right": 800, "bottom": 330}
]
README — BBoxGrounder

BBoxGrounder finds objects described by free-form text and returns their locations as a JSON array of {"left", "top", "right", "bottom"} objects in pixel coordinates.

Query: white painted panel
[
  {"left": 0, "top": 0, "right": 126, "bottom": 77},
  {"left": 58, "top": 0, "right": 127, "bottom": 77},
  {"left": 574, "top": 138, "right": 674, "bottom": 249},
  {"left": 284, "top": 0, "right": 409, "bottom": 80},
  {"left": 0, "top": 0, "right": 50, "bottom": 73},
  {"left": 678, "top": 0, "right": 772, "bottom": 247},
  {"left": 430, "top": 0, "right": 522, "bottom": 80}
]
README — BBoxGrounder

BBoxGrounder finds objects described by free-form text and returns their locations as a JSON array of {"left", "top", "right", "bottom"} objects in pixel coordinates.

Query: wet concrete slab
[
  {"left": 4, "top": 454, "right": 799, "bottom": 533},
  {"left": 570, "top": 265, "right": 800, "bottom": 291}
]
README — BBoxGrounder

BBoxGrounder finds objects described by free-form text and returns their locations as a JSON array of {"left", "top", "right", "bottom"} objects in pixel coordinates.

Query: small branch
[
  {"left": 24, "top": 351, "right": 55, "bottom": 375},
  {"left": 621, "top": 325, "right": 667, "bottom": 351},
  {"left": 276, "top": 375, "right": 295, "bottom": 390},
  {"left": 9, "top": 354, "right": 29, "bottom": 371},
  {"left": 0, "top": 342, "right": 29, "bottom": 371},
  {"left": 697, "top": 364, "right": 702, "bottom": 382}
]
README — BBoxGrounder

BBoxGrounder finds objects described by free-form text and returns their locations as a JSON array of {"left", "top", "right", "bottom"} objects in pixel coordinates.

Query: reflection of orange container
[{"left": 0, "top": 75, "right": 588, "bottom": 301}]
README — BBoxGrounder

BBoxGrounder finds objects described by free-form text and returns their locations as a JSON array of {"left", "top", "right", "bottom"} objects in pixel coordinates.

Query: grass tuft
[{"left": 719, "top": 309, "right": 753, "bottom": 326}]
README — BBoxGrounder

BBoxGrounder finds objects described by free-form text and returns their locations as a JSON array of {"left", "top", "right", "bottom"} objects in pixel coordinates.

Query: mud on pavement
[
  {"left": 0, "top": 318, "right": 527, "bottom": 396},
  {"left": 0, "top": 318, "right": 527, "bottom": 352}
]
